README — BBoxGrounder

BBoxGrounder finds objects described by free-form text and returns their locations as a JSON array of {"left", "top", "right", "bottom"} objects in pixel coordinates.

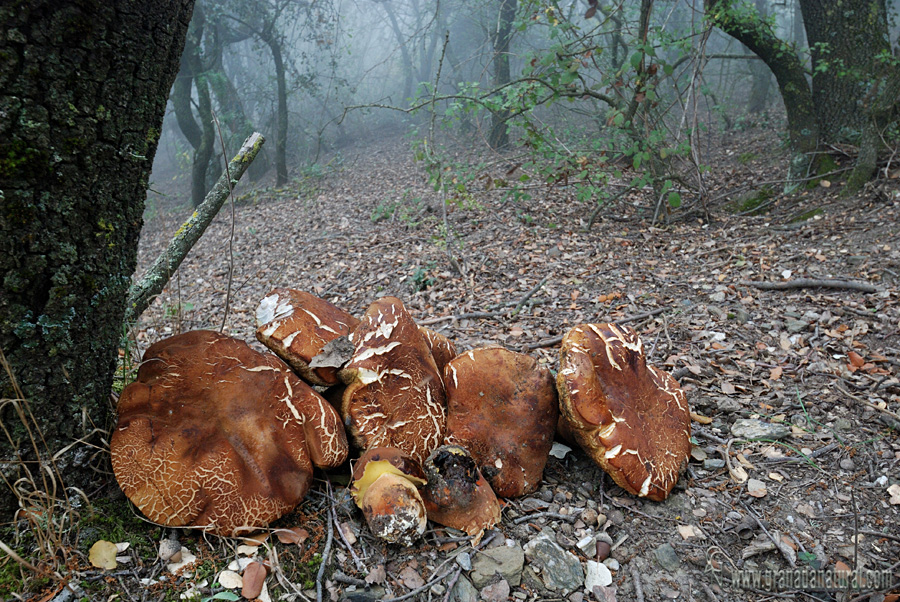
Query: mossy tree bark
[
  {"left": 706, "top": 0, "right": 820, "bottom": 184},
  {"left": 707, "top": 0, "right": 895, "bottom": 188},
  {"left": 0, "top": 0, "right": 194, "bottom": 515},
  {"left": 799, "top": 0, "right": 890, "bottom": 142}
]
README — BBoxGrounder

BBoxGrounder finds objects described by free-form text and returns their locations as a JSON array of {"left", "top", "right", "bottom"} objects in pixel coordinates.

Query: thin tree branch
[
  {"left": 125, "top": 133, "right": 265, "bottom": 324},
  {"left": 738, "top": 279, "right": 878, "bottom": 293}
]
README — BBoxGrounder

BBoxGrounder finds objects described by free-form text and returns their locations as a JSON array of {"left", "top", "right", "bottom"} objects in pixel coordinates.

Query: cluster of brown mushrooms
[{"left": 111, "top": 289, "right": 691, "bottom": 542}]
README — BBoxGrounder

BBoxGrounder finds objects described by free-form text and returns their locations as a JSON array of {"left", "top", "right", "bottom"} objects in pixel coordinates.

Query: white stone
[{"left": 584, "top": 560, "right": 613, "bottom": 590}]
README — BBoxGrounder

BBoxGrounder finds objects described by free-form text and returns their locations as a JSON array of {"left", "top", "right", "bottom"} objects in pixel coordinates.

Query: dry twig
[{"left": 738, "top": 278, "right": 877, "bottom": 293}]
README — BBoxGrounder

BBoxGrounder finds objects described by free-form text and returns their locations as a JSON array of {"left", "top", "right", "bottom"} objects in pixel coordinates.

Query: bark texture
[
  {"left": 706, "top": 0, "right": 819, "bottom": 181},
  {"left": 0, "top": 0, "right": 194, "bottom": 514},
  {"left": 799, "top": 0, "right": 890, "bottom": 142}
]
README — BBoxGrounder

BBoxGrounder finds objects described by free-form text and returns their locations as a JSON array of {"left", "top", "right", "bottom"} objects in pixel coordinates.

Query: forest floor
[{"left": 25, "top": 123, "right": 900, "bottom": 602}]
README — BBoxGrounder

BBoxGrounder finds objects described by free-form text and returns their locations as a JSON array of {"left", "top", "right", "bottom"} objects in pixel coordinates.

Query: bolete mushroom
[
  {"left": 350, "top": 448, "right": 427, "bottom": 546},
  {"left": 111, "top": 330, "right": 349, "bottom": 535},
  {"left": 420, "top": 445, "right": 500, "bottom": 539},
  {"left": 444, "top": 347, "right": 558, "bottom": 498},
  {"left": 418, "top": 326, "right": 457, "bottom": 376},
  {"left": 339, "top": 297, "right": 446, "bottom": 463},
  {"left": 255, "top": 288, "right": 359, "bottom": 386},
  {"left": 556, "top": 323, "right": 690, "bottom": 501}
]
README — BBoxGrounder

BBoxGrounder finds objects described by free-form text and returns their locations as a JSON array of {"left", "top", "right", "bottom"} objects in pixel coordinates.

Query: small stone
[
  {"left": 654, "top": 543, "right": 681, "bottom": 572},
  {"left": 523, "top": 533, "right": 584, "bottom": 593},
  {"left": 456, "top": 552, "right": 472, "bottom": 571},
  {"left": 449, "top": 576, "right": 478, "bottom": 602},
  {"left": 731, "top": 419, "right": 790, "bottom": 441},
  {"left": 703, "top": 459, "right": 725, "bottom": 470},
  {"left": 839, "top": 458, "right": 855, "bottom": 471},
  {"left": 584, "top": 561, "right": 613, "bottom": 590},
  {"left": 785, "top": 318, "right": 809, "bottom": 333},
  {"left": 603, "top": 558, "right": 620, "bottom": 571},
  {"left": 609, "top": 510, "right": 624, "bottom": 526},
  {"left": 834, "top": 418, "right": 853, "bottom": 431},
  {"left": 158, "top": 539, "right": 181, "bottom": 562},
  {"left": 710, "top": 292, "right": 726, "bottom": 303},
  {"left": 470, "top": 543, "right": 525, "bottom": 588},
  {"left": 480, "top": 579, "right": 510, "bottom": 602},
  {"left": 568, "top": 594, "right": 584, "bottom": 602},
  {"left": 733, "top": 308, "right": 751, "bottom": 323},
  {"left": 576, "top": 535, "right": 596, "bottom": 555}
]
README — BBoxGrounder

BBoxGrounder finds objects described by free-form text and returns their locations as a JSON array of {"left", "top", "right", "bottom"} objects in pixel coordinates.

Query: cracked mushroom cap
[
  {"left": 557, "top": 323, "right": 690, "bottom": 502},
  {"left": 444, "top": 347, "right": 558, "bottom": 498},
  {"left": 255, "top": 288, "right": 359, "bottom": 386},
  {"left": 339, "top": 297, "right": 446, "bottom": 464},
  {"left": 418, "top": 326, "right": 457, "bottom": 375},
  {"left": 111, "top": 330, "right": 349, "bottom": 535}
]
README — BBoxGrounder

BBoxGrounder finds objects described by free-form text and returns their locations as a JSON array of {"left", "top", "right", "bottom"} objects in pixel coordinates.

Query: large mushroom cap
[
  {"left": 420, "top": 445, "right": 501, "bottom": 540},
  {"left": 444, "top": 347, "right": 558, "bottom": 498},
  {"left": 339, "top": 297, "right": 446, "bottom": 463},
  {"left": 557, "top": 323, "right": 690, "bottom": 502},
  {"left": 255, "top": 288, "right": 359, "bottom": 386},
  {"left": 111, "top": 330, "right": 348, "bottom": 535},
  {"left": 418, "top": 326, "right": 457, "bottom": 376}
]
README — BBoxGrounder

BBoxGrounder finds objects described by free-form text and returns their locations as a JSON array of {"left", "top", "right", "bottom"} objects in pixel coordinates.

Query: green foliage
[
  {"left": 410, "top": 262, "right": 438, "bottom": 292},
  {"left": 412, "top": 0, "right": 699, "bottom": 218},
  {"left": 370, "top": 189, "right": 424, "bottom": 225}
]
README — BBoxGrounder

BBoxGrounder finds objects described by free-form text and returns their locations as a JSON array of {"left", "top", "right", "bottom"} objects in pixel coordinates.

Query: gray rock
[
  {"left": 834, "top": 418, "right": 853, "bottom": 431},
  {"left": 523, "top": 532, "right": 584, "bottom": 593},
  {"left": 731, "top": 418, "right": 790, "bottom": 441},
  {"left": 654, "top": 543, "right": 681, "bottom": 572},
  {"left": 785, "top": 318, "right": 809, "bottom": 333},
  {"left": 471, "top": 543, "right": 525, "bottom": 588},
  {"left": 456, "top": 552, "right": 472, "bottom": 571},
  {"left": 732, "top": 308, "right": 751, "bottom": 323},
  {"left": 839, "top": 458, "right": 855, "bottom": 471},
  {"left": 480, "top": 578, "right": 510, "bottom": 602},
  {"left": 449, "top": 576, "right": 478, "bottom": 602},
  {"left": 703, "top": 459, "right": 725, "bottom": 470}
]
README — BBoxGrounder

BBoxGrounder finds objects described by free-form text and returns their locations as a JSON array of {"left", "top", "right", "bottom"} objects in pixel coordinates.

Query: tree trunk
[
  {"left": 263, "top": 33, "right": 289, "bottom": 186},
  {"left": 488, "top": 0, "right": 516, "bottom": 150},
  {"left": 799, "top": 0, "right": 889, "bottom": 143},
  {"left": 746, "top": 0, "right": 772, "bottom": 114},
  {"left": 171, "top": 61, "right": 202, "bottom": 149},
  {"left": 846, "top": 69, "right": 900, "bottom": 192},
  {"left": 0, "top": 0, "right": 194, "bottom": 516},
  {"left": 380, "top": 0, "right": 415, "bottom": 103},
  {"left": 190, "top": 71, "right": 217, "bottom": 207},
  {"left": 706, "top": 0, "right": 819, "bottom": 183}
]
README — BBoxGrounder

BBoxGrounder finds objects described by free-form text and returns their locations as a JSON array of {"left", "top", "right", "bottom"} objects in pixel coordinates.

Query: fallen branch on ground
[
  {"left": 835, "top": 385, "right": 900, "bottom": 423},
  {"left": 125, "top": 132, "right": 265, "bottom": 324},
  {"left": 738, "top": 278, "right": 877, "bottom": 293}
]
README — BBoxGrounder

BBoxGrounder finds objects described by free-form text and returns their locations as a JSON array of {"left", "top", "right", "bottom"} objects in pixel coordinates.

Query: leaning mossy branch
[{"left": 124, "top": 132, "right": 265, "bottom": 324}]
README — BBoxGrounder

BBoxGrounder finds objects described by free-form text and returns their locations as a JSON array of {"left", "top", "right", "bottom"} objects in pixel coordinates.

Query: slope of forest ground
[{"left": 25, "top": 124, "right": 899, "bottom": 602}]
